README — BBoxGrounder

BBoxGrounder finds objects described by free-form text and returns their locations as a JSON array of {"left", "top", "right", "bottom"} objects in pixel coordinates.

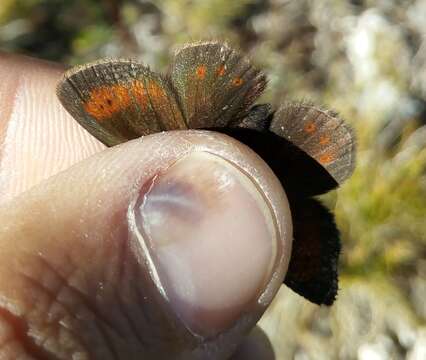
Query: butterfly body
[{"left": 57, "top": 41, "right": 356, "bottom": 306}]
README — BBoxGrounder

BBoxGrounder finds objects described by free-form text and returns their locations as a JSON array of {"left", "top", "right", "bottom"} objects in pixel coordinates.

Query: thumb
[{"left": 0, "top": 130, "right": 292, "bottom": 359}]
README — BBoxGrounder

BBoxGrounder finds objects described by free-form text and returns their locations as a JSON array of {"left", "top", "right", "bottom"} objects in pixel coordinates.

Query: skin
[{"left": 0, "top": 53, "right": 293, "bottom": 359}]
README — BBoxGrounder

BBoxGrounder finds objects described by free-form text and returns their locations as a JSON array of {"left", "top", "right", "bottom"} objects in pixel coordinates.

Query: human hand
[{"left": 0, "top": 53, "right": 292, "bottom": 359}]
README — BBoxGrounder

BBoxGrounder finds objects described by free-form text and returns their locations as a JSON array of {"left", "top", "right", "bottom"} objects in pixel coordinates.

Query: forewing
[
  {"left": 169, "top": 41, "right": 267, "bottom": 128},
  {"left": 57, "top": 59, "right": 186, "bottom": 146},
  {"left": 270, "top": 103, "right": 356, "bottom": 186},
  {"left": 284, "top": 198, "right": 341, "bottom": 306}
]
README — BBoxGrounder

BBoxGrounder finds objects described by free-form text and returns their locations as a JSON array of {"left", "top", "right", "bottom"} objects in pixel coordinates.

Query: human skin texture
[{"left": 0, "top": 53, "right": 292, "bottom": 359}]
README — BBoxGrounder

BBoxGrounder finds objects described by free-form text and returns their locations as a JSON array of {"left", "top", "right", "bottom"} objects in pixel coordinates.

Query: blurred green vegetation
[{"left": 1, "top": 0, "right": 425, "bottom": 358}]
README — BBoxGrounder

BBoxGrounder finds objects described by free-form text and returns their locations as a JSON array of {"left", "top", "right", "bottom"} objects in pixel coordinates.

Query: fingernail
[{"left": 133, "top": 152, "right": 278, "bottom": 337}]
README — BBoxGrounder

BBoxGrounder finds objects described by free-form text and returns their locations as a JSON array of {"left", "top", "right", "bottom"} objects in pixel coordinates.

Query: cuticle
[{"left": 127, "top": 173, "right": 168, "bottom": 301}]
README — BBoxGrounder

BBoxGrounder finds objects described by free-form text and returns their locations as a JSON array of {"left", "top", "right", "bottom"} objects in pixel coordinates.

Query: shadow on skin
[{"left": 231, "top": 326, "right": 275, "bottom": 360}]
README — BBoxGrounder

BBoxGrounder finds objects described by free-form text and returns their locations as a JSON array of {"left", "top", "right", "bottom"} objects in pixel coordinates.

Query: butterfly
[{"left": 57, "top": 41, "right": 356, "bottom": 306}]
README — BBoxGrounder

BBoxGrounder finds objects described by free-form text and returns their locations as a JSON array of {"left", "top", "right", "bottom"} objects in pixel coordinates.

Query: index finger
[{"left": 0, "top": 52, "right": 105, "bottom": 204}]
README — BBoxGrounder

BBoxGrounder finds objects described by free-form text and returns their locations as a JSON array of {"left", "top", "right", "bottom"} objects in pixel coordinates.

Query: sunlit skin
[
  {"left": 1, "top": 39, "right": 355, "bottom": 358},
  {"left": 0, "top": 53, "right": 290, "bottom": 360}
]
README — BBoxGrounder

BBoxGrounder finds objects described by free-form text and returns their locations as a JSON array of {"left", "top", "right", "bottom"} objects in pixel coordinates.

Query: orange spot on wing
[
  {"left": 232, "top": 77, "right": 244, "bottom": 86},
  {"left": 131, "top": 81, "right": 147, "bottom": 109},
  {"left": 196, "top": 65, "right": 207, "bottom": 79},
  {"left": 319, "top": 136, "right": 330, "bottom": 145},
  {"left": 216, "top": 65, "right": 226, "bottom": 76},
  {"left": 84, "top": 84, "right": 131, "bottom": 121},
  {"left": 147, "top": 80, "right": 172, "bottom": 112},
  {"left": 304, "top": 121, "right": 316, "bottom": 133},
  {"left": 147, "top": 81, "right": 166, "bottom": 101},
  {"left": 319, "top": 153, "right": 334, "bottom": 164},
  {"left": 146, "top": 80, "right": 186, "bottom": 128}
]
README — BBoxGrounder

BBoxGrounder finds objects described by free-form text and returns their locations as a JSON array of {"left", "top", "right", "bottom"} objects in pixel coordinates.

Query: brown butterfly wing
[
  {"left": 270, "top": 103, "right": 356, "bottom": 185},
  {"left": 213, "top": 125, "right": 339, "bottom": 197},
  {"left": 169, "top": 41, "right": 267, "bottom": 129},
  {"left": 57, "top": 59, "right": 186, "bottom": 146}
]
